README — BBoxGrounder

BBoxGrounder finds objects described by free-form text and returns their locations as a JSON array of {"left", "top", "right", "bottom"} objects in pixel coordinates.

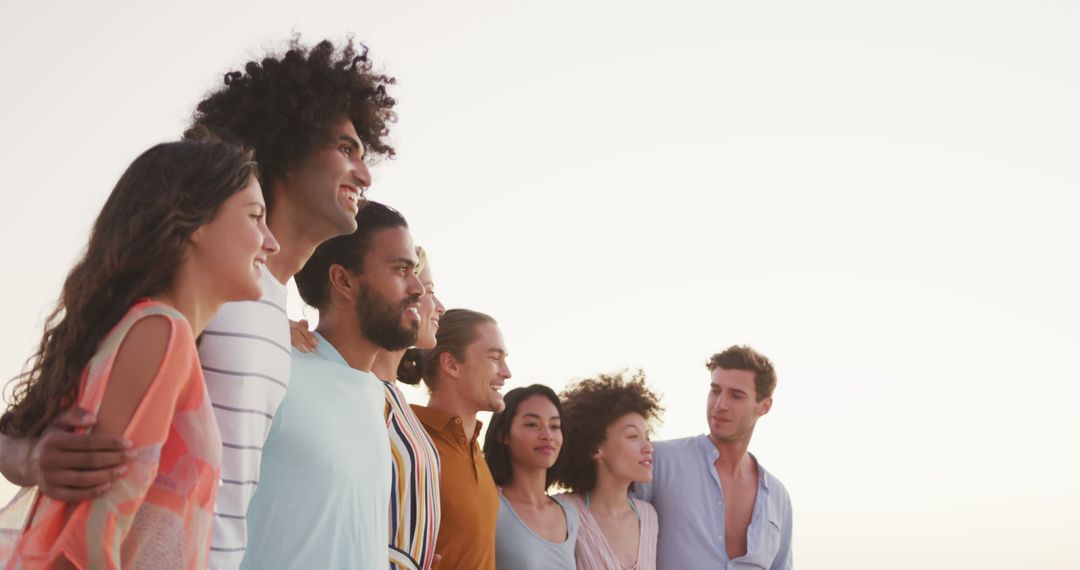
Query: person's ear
[
  {"left": 759, "top": 396, "right": 773, "bottom": 416},
  {"left": 439, "top": 351, "right": 461, "bottom": 379},
  {"left": 328, "top": 264, "right": 358, "bottom": 303}
]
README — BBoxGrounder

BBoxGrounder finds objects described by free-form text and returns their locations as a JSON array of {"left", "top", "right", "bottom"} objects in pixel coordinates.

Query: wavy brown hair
[
  {"left": 706, "top": 345, "right": 777, "bottom": 401},
  {"left": 556, "top": 369, "right": 663, "bottom": 494},
  {"left": 185, "top": 36, "right": 397, "bottom": 212},
  {"left": 0, "top": 139, "right": 257, "bottom": 438}
]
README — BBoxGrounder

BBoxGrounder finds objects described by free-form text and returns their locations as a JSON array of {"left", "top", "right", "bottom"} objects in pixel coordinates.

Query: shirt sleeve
[
  {"left": 770, "top": 492, "right": 794, "bottom": 570},
  {"left": 43, "top": 315, "right": 195, "bottom": 569},
  {"left": 630, "top": 480, "right": 654, "bottom": 503}
]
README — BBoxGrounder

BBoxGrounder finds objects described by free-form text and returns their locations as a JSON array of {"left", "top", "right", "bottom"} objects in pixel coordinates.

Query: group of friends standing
[{"left": 0, "top": 37, "right": 792, "bottom": 569}]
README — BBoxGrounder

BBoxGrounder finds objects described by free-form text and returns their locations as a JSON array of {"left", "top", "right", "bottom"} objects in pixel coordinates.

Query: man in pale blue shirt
[
  {"left": 635, "top": 345, "right": 793, "bottom": 569},
  {"left": 242, "top": 202, "right": 425, "bottom": 569}
]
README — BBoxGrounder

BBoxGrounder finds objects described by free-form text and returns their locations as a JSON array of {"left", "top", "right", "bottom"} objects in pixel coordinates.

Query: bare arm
[{"left": 0, "top": 408, "right": 132, "bottom": 501}]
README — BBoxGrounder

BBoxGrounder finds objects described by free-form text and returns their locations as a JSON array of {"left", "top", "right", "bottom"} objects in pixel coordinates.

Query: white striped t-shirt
[{"left": 200, "top": 265, "right": 292, "bottom": 570}]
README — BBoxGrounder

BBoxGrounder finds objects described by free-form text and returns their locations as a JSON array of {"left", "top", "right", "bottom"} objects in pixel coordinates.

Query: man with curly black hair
[
  {"left": 634, "top": 346, "right": 793, "bottom": 570},
  {"left": 0, "top": 37, "right": 399, "bottom": 570},
  {"left": 188, "top": 37, "right": 397, "bottom": 569}
]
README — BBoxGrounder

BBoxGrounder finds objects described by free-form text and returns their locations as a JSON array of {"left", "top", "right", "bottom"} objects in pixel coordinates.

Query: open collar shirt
[{"left": 633, "top": 435, "right": 793, "bottom": 570}]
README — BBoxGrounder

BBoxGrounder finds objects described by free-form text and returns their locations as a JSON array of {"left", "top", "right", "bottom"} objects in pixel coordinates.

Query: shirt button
[
  {"left": 453, "top": 418, "right": 461, "bottom": 424},
  {"left": 458, "top": 437, "right": 466, "bottom": 443}
]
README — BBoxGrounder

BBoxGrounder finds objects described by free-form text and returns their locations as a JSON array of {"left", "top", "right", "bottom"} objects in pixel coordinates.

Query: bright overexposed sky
[{"left": 2, "top": 1, "right": 1078, "bottom": 567}]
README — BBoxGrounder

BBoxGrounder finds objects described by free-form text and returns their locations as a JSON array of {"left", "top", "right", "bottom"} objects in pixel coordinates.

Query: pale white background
[{"left": 1, "top": 1, "right": 1078, "bottom": 568}]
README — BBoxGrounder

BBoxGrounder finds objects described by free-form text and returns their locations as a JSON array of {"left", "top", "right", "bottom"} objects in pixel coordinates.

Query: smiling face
[
  {"left": 189, "top": 176, "right": 279, "bottom": 302},
  {"left": 706, "top": 367, "right": 772, "bottom": 444},
  {"left": 454, "top": 323, "right": 511, "bottom": 413},
  {"left": 352, "top": 226, "right": 425, "bottom": 351},
  {"left": 415, "top": 262, "right": 445, "bottom": 350},
  {"left": 594, "top": 412, "right": 654, "bottom": 484},
  {"left": 505, "top": 394, "right": 563, "bottom": 471},
  {"left": 278, "top": 117, "right": 371, "bottom": 239}
]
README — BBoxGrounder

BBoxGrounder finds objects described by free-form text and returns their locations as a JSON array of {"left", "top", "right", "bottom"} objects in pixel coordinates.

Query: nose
[
  {"left": 434, "top": 294, "right": 446, "bottom": 315},
  {"left": 352, "top": 157, "right": 372, "bottom": 192},
  {"left": 260, "top": 222, "right": 280, "bottom": 255},
  {"left": 644, "top": 438, "right": 654, "bottom": 454},
  {"left": 498, "top": 361, "right": 511, "bottom": 380},
  {"left": 407, "top": 272, "right": 424, "bottom": 297}
]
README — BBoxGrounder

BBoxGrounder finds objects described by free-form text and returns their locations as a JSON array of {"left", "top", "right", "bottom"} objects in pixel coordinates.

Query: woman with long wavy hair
[{"left": 0, "top": 138, "right": 278, "bottom": 569}]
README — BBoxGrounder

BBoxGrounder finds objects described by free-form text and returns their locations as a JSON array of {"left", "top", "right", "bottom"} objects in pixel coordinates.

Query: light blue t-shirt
[
  {"left": 241, "top": 333, "right": 391, "bottom": 570},
  {"left": 633, "top": 435, "right": 792, "bottom": 570}
]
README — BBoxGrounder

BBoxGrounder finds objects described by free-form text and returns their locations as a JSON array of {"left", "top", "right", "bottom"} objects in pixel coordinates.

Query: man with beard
[{"left": 239, "top": 202, "right": 423, "bottom": 570}]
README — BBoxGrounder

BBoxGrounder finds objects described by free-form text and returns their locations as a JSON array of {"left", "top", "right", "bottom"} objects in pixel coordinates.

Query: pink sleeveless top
[
  {"left": 560, "top": 493, "right": 658, "bottom": 570},
  {"left": 1, "top": 301, "right": 222, "bottom": 569}
]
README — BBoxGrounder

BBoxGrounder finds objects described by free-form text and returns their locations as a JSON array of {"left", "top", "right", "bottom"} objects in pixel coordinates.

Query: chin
[
  {"left": 233, "top": 280, "right": 264, "bottom": 302},
  {"left": 335, "top": 212, "right": 359, "bottom": 235}
]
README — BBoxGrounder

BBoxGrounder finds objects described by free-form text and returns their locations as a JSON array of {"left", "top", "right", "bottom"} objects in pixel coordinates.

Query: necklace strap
[{"left": 584, "top": 492, "right": 641, "bottom": 522}]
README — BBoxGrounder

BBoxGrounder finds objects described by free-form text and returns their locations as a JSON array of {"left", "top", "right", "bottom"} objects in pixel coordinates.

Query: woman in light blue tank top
[{"left": 483, "top": 385, "right": 579, "bottom": 570}]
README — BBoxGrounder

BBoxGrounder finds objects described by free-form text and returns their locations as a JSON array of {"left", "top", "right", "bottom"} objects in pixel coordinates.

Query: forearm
[{"left": 0, "top": 433, "right": 34, "bottom": 486}]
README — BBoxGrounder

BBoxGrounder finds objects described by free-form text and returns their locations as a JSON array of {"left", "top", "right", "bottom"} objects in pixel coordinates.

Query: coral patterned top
[{"left": 2, "top": 301, "right": 222, "bottom": 569}]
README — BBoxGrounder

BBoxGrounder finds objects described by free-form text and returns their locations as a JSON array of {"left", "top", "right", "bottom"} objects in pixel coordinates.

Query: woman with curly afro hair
[{"left": 556, "top": 370, "right": 663, "bottom": 570}]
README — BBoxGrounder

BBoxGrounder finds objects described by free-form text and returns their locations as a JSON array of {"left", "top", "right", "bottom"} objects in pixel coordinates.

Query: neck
[
  {"left": 264, "top": 195, "right": 325, "bottom": 284},
  {"left": 371, "top": 348, "right": 405, "bottom": 382},
  {"left": 587, "top": 469, "right": 634, "bottom": 517},
  {"left": 502, "top": 464, "right": 550, "bottom": 506},
  {"left": 314, "top": 306, "right": 381, "bottom": 372},
  {"left": 159, "top": 267, "right": 226, "bottom": 336},
  {"left": 426, "top": 390, "right": 479, "bottom": 441},
  {"left": 707, "top": 433, "right": 754, "bottom": 477}
]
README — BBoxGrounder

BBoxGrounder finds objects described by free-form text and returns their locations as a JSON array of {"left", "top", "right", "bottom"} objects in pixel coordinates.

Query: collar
[
  {"left": 311, "top": 331, "right": 350, "bottom": 367},
  {"left": 411, "top": 404, "right": 485, "bottom": 437},
  {"left": 697, "top": 434, "right": 771, "bottom": 492}
]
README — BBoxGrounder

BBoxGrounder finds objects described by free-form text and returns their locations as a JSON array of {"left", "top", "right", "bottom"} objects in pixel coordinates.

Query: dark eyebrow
[
  {"left": 391, "top": 257, "right": 417, "bottom": 269},
  {"left": 338, "top": 135, "right": 362, "bottom": 150},
  {"left": 521, "top": 412, "right": 561, "bottom": 421}
]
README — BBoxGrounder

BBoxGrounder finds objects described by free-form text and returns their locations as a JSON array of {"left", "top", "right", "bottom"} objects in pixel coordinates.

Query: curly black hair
[
  {"left": 184, "top": 36, "right": 396, "bottom": 212},
  {"left": 556, "top": 370, "right": 663, "bottom": 494}
]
